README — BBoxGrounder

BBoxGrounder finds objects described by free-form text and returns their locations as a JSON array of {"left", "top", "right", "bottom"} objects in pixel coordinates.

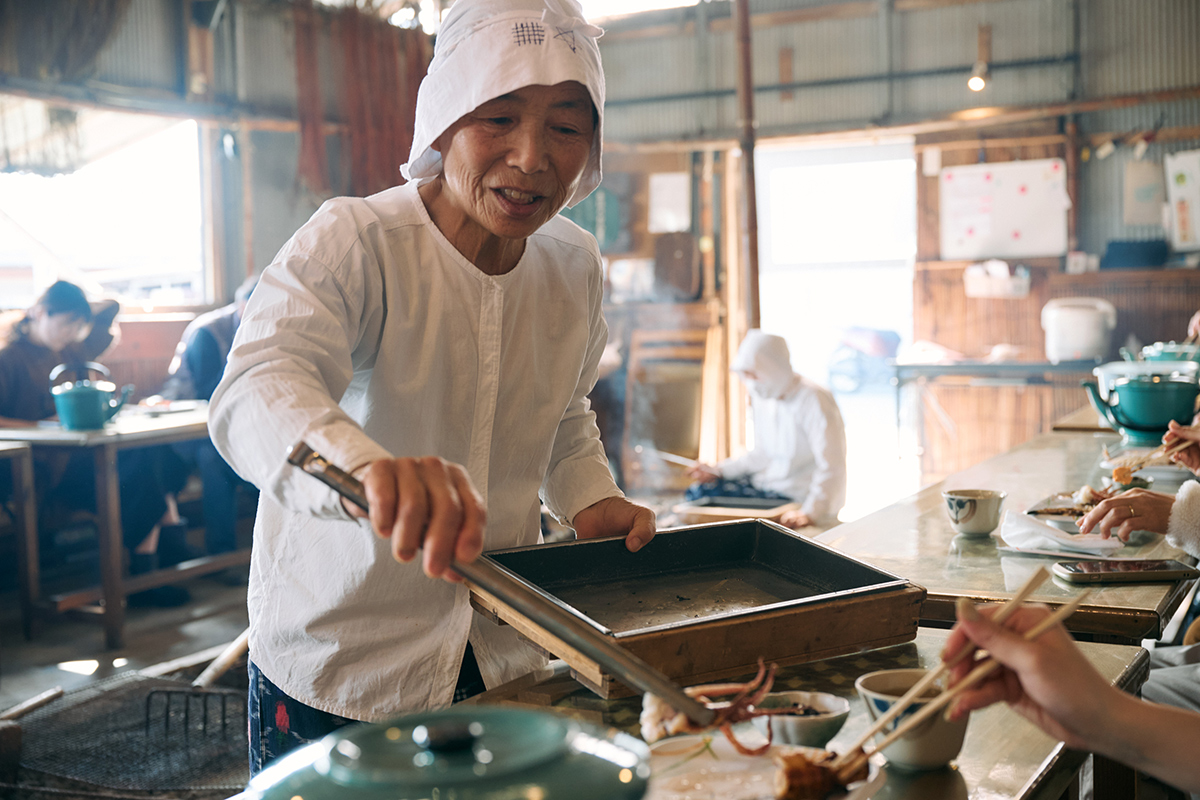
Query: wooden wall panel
[
  {"left": 914, "top": 259, "right": 1061, "bottom": 360},
  {"left": 918, "top": 380, "right": 1087, "bottom": 484},
  {"left": 102, "top": 315, "right": 194, "bottom": 401},
  {"left": 911, "top": 127, "right": 1200, "bottom": 482},
  {"left": 1047, "top": 270, "right": 1200, "bottom": 355}
]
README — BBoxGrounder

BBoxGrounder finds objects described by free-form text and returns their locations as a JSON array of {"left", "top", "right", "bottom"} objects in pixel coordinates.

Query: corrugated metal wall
[
  {"left": 92, "top": 0, "right": 184, "bottom": 95},
  {"left": 10, "top": 0, "right": 1200, "bottom": 264},
  {"left": 83, "top": 0, "right": 344, "bottom": 121},
  {"left": 600, "top": 0, "right": 1086, "bottom": 142},
  {"left": 599, "top": 0, "right": 1200, "bottom": 258}
]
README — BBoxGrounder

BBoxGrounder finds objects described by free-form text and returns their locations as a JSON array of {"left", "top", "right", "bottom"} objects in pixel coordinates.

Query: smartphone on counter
[{"left": 1052, "top": 559, "right": 1200, "bottom": 584}]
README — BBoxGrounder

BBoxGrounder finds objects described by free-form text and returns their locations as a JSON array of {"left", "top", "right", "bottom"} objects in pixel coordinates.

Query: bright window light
[
  {"left": 580, "top": 0, "right": 697, "bottom": 20},
  {"left": 0, "top": 119, "right": 204, "bottom": 309},
  {"left": 768, "top": 159, "right": 917, "bottom": 265},
  {"left": 58, "top": 660, "right": 100, "bottom": 676}
]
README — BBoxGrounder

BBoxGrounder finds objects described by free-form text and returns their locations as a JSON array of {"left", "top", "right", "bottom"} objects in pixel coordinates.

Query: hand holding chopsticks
[
  {"left": 830, "top": 566, "right": 1051, "bottom": 772},
  {"left": 833, "top": 569, "right": 1089, "bottom": 781}
]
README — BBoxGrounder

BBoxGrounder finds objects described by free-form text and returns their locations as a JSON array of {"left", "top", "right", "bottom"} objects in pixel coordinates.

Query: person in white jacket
[
  {"left": 687, "top": 330, "right": 847, "bottom": 529},
  {"left": 1080, "top": 419, "right": 1200, "bottom": 713},
  {"left": 208, "top": 0, "right": 654, "bottom": 774}
]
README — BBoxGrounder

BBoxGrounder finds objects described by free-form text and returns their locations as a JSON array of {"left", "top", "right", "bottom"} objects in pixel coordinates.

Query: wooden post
[
  {"left": 95, "top": 443, "right": 125, "bottom": 650},
  {"left": 734, "top": 0, "right": 760, "bottom": 330}
]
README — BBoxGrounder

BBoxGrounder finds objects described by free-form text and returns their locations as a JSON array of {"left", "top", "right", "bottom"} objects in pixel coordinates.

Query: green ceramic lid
[{"left": 243, "top": 705, "right": 650, "bottom": 800}]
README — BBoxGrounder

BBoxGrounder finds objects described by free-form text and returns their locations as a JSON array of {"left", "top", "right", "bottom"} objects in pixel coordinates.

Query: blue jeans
[{"left": 247, "top": 643, "right": 487, "bottom": 776}]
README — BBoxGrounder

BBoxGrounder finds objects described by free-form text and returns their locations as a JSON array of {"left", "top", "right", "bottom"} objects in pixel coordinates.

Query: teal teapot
[
  {"left": 1083, "top": 375, "right": 1200, "bottom": 446},
  {"left": 234, "top": 705, "right": 650, "bottom": 800},
  {"left": 50, "top": 362, "right": 133, "bottom": 430}
]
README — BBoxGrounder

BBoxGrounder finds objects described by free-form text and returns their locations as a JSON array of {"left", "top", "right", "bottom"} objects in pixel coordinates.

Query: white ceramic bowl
[
  {"left": 749, "top": 690, "right": 850, "bottom": 747},
  {"left": 855, "top": 668, "right": 969, "bottom": 771}
]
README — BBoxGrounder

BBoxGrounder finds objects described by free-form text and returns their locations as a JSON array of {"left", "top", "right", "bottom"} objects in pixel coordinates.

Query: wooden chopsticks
[
  {"left": 1119, "top": 436, "right": 1194, "bottom": 476},
  {"left": 830, "top": 566, "right": 1050, "bottom": 771},
  {"left": 832, "top": 569, "right": 1090, "bottom": 781}
]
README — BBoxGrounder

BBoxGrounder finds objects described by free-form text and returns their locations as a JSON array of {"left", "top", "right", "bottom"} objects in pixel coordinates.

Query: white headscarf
[
  {"left": 400, "top": 0, "right": 605, "bottom": 208},
  {"left": 731, "top": 330, "right": 799, "bottom": 400}
]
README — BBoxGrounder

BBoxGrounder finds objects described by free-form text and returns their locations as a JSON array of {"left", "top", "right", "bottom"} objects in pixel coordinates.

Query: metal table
[
  {"left": 817, "top": 431, "right": 1196, "bottom": 644},
  {"left": 0, "top": 442, "right": 38, "bottom": 640},
  {"left": 467, "top": 628, "right": 1151, "bottom": 800},
  {"left": 0, "top": 406, "right": 249, "bottom": 649},
  {"left": 890, "top": 360, "right": 1101, "bottom": 429}
]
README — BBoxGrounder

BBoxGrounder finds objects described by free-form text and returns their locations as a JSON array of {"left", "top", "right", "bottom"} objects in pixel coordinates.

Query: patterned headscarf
[{"left": 400, "top": 0, "right": 605, "bottom": 208}]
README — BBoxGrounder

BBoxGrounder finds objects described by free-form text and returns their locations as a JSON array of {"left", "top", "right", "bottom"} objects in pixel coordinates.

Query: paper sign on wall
[
  {"left": 940, "top": 158, "right": 1071, "bottom": 260},
  {"left": 1124, "top": 159, "right": 1166, "bottom": 227},
  {"left": 1165, "top": 150, "right": 1200, "bottom": 252}
]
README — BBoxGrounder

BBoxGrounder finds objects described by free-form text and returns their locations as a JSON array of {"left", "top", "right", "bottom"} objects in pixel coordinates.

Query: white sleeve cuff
[{"left": 1166, "top": 480, "right": 1200, "bottom": 558}]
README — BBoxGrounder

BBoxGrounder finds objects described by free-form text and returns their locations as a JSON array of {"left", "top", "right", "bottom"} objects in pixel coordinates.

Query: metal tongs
[{"left": 286, "top": 441, "right": 716, "bottom": 728}]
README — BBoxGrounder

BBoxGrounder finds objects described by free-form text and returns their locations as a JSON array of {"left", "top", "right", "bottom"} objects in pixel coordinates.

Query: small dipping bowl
[
  {"left": 855, "top": 669, "right": 968, "bottom": 771},
  {"left": 941, "top": 489, "right": 1006, "bottom": 537},
  {"left": 750, "top": 691, "right": 850, "bottom": 748}
]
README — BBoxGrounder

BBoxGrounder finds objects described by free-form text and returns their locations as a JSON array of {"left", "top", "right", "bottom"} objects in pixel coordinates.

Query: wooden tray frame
[{"left": 467, "top": 520, "right": 927, "bottom": 698}]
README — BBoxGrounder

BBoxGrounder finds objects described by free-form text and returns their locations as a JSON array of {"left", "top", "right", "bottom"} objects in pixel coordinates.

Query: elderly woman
[{"left": 209, "top": 0, "right": 654, "bottom": 773}]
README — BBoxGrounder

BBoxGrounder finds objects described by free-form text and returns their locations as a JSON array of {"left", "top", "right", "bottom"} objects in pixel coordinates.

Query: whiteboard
[{"left": 940, "top": 158, "right": 1071, "bottom": 260}]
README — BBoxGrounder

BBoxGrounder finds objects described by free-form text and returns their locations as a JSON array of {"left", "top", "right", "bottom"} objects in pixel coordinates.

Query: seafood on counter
[
  {"left": 640, "top": 660, "right": 793, "bottom": 755},
  {"left": 773, "top": 749, "right": 868, "bottom": 800}
]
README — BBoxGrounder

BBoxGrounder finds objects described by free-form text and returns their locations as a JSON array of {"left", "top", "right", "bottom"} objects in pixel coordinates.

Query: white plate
[
  {"left": 1022, "top": 494, "right": 1162, "bottom": 543},
  {"left": 647, "top": 732, "right": 885, "bottom": 800},
  {"left": 1023, "top": 493, "right": 1084, "bottom": 533},
  {"left": 1099, "top": 448, "right": 1192, "bottom": 483}
]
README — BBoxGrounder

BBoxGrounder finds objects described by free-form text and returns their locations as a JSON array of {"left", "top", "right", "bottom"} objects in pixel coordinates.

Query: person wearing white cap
[
  {"left": 208, "top": 0, "right": 654, "bottom": 773},
  {"left": 687, "top": 330, "right": 847, "bottom": 530}
]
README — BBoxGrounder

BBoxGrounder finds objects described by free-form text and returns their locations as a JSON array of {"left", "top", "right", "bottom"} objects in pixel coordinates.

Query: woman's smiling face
[{"left": 431, "top": 80, "right": 595, "bottom": 246}]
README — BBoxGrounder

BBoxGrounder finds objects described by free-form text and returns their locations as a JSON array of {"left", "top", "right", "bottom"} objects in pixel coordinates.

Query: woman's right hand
[
  {"left": 686, "top": 463, "right": 720, "bottom": 482},
  {"left": 342, "top": 457, "right": 486, "bottom": 583},
  {"left": 943, "top": 603, "right": 1123, "bottom": 751},
  {"left": 1166, "top": 420, "right": 1200, "bottom": 473}
]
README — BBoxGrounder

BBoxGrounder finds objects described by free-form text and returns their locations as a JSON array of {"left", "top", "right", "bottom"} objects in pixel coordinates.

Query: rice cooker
[{"left": 1041, "top": 298, "right": 1117, "bottom": 364}]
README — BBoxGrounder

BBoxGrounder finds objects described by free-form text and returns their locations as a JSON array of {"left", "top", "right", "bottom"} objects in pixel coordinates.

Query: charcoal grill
[{"left": 17, "top": 672, "right": 248, "bottom": 794}]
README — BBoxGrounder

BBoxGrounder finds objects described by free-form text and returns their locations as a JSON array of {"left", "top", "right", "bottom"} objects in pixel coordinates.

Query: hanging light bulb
[
  {"left": 969, "top": 24, "right": 991, "bottom": 92},
  {"left": 968, "top": 61, "right": 988, "bottom": 92}
]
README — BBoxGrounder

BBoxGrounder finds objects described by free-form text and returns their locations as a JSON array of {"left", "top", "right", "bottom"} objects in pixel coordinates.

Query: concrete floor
[{"left": 0, "top": 573, "right": 249, "bottom": 713}]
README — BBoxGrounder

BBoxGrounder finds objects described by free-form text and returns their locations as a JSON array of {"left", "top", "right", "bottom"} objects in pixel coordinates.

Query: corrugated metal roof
[
  {"left": 92, "top": 0, "right": 182, "bottom": 94},
  {"left": 1083, "top": 0, "right": 1200, "bottom": 96}
]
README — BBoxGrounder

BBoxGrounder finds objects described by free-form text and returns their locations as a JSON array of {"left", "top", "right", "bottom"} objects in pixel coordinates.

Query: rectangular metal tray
[
  {"left": 470, "top": 520, "right": 925, "bottom": 696},
  {"left": 485, "top": 519, "right": 910, "bottom": 637}
]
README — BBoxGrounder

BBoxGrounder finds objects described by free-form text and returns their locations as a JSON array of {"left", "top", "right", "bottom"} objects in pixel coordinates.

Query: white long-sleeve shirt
[
  {"left": 719, "top": 376, "right": 847, "bottom": 523},
  {"left": 1168, "top": 480, "right": 1200, "bottom": 557},
  {"left": 209, "top": 181, "right": 620, "bottom": 721}
]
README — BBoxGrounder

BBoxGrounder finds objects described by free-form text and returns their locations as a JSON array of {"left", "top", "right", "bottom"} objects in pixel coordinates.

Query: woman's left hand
[
  {"left": 1078, "top": 488, "right": 1175, "bottom": 540},
  {"left": 573, "top": 496, "right": 656, "bottom": 553}
]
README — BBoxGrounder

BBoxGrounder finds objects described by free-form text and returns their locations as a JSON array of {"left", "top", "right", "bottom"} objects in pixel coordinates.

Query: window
[{"left": 0, "top": 115, "right": 204, "bottom": 309}]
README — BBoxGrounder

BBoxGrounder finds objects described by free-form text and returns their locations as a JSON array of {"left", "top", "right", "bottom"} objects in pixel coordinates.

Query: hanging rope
[
  {"left": 336, "top": 7, "right": 428, "bottom": 197},
  {"left": 293, "top": 0, "right": 330, "bottom": 196}
]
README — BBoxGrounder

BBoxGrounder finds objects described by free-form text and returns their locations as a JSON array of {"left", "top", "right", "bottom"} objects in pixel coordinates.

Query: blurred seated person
[
  {"left": 0, "top": 280, "right": 189, "bottom": 606},
  {"left": 686, "top": 330, "right": 847, "bottom": 530},
  {"left": 946, "top": 600, "right": 1200, "bottom": 794},
  {"left": 146, "top": 276, "right": 259, "bottom": 556}
]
